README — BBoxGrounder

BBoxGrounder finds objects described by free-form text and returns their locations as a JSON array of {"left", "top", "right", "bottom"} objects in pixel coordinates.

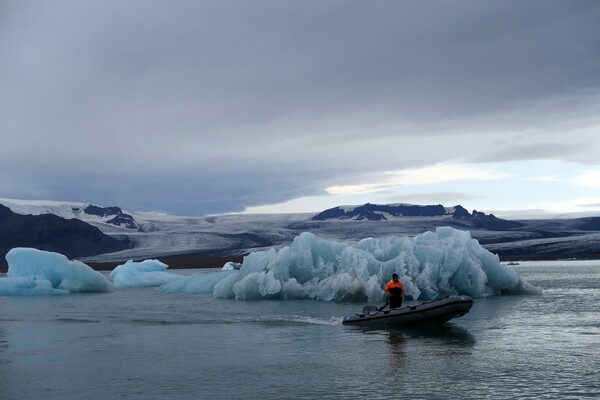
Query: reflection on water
[
  {"left": 385, "top": 332, "right": 407, "bottom": 370},
  {"left": 349, "top": 323, "right": 476, "bottom": 373},
  {"left": 400, "top": 324, "right": 477, "bottom": 345},
  {"left": 352, "top": 323, "right": 476, "bottom": 347}
]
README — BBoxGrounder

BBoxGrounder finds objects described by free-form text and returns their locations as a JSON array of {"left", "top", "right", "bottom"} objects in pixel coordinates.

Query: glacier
[
  {"left": 1, "top": 248, "right": 112, "bottom": 295},
  {"left": 158, "top": 227, "right": 542, "bottom": 301}
]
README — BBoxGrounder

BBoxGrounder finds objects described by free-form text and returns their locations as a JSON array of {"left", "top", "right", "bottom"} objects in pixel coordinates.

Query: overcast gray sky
[{"left": 1, "top": 0, "right": 600, "bottom": 216}]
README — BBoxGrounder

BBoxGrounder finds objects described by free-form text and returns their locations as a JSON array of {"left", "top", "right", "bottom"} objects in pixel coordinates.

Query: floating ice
[
  {"left": 110, "top": 259, "right": 181, "bottom": 288},
  {"left": 160, "top": 270, "right": 234, "bottom": 294},
  {"left": 0, "top": 276, "right": 69, "bottom": 295},
  {"left": 1, "top": 248, "right": 112, "bottom": 295},
  {"left": 222, "top": 261, "right": 242, "bottom": 271},
  {"left": 162, "top": 227, "right": 542, "bottom": 302}
]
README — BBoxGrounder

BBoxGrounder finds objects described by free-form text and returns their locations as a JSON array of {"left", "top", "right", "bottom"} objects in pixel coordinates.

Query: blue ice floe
[
  {"left": 110, "top": 259, "right": 181, "bottom": 288},
  {"left": 1, "top": 247, "right": 112, "bottom": 295}
]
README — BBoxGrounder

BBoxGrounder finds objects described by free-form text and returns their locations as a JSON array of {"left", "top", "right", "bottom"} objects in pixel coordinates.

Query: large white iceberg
[
  {"left": 1, "top": 248, "right": 112, "bottom": 295},
  {"left": 162, "top": 227, "right": 542, "bottom": 302},
  {"left": 110, "top": 259, "right": 181, "bottom": 288}
]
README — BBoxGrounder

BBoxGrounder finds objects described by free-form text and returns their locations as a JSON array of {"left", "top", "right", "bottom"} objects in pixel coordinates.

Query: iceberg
[
  {"left": 1, "top": 228, "right": 542, "bottom": 301},
  {"left": 160, "top": 270, "right": 234, "bottom": 294},
  {"left": 110, "top": 259, "right": 181, "bottom": 288},
  {"left": 162, "top": 227, "right": 542, "bottom": 302},
  {"left": 221, "top": 261, "right": 242, "bottom": 271},
  {"left": 0, "top": 276, "right": 69, "bottom": 295},
  {"left": 1, "top": 248, "right": 112, "bottom": 295}
]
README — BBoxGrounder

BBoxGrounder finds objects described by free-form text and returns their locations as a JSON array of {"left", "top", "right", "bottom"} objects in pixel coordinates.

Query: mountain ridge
[
  {"left": 0, "top": 204, "right": 130, "bottom": 269},
  {"left": 312, "top": 203, "right": 523, "bottom": 230},
  {"left": 2, "top": 199, "right": 600, "bottom": 265},
  {"left": 0, "top": 199, "right": 139, "bottom": 230}
]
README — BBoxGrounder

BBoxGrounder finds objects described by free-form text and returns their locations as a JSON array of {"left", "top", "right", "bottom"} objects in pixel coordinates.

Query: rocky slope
[{"left": 0, "top": 204, "right": 130, "bottom": 270}]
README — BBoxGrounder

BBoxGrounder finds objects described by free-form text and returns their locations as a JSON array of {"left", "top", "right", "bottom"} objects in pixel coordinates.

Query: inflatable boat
[{"left": 342, "top": 295, "right": 473, "bottom": 327}]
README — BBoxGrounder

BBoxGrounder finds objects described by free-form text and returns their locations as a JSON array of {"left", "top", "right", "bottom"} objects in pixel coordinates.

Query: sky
[{"left": 1, "top": 0, "right": 600, "bottom": 218}]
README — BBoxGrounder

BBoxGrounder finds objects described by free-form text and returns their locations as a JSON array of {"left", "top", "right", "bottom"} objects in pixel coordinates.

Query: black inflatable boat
[{"left": 342, "top": 295, "right": 473, "bottom": 327}]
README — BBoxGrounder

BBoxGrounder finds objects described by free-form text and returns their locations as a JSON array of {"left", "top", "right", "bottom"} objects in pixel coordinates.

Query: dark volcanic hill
[
  {"left": 312, "top": 203, "right": 522, "bottom": 230},
  {"left": 313, "top": 203, "right": 451, "bottom": 220},
  {"left": 0, "top": 204, "right": 130, "bottom": 270},
  {"left": 71, "top": 204, "right": 139, "bottom": 229}
]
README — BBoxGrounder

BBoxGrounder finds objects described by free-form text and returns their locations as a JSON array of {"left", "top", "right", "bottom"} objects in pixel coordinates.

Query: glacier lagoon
[{"left": 1, "top": 229, "right": 600, "bottom": 399}]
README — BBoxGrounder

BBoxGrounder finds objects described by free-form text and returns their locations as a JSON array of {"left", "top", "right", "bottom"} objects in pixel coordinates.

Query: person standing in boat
[{"left": 381, "top": 273, "right": 404, "bottom": 310}]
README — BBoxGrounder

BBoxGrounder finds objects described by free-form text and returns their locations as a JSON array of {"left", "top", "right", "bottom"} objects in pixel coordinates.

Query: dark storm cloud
[{"left": 1, "top": 0, "right": 599, "bottom": 215}]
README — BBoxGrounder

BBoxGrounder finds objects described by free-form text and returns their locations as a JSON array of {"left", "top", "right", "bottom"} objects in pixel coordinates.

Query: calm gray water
[{"left": 1, "top": 261, "right": 599, "bottom": 400}]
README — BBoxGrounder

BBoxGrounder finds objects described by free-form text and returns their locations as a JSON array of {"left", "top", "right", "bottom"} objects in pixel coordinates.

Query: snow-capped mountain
[
  {"left": 311, "top": 203, "right": 523, "bottom": 230},
  {"left": 76, "top": 205, "right": 138, "bottom": 229},
  {"left": 0, "top": 203, "right": 129, "bottom": 267},
  {"left": 313, "top": 203, "right": 463, "bottom": 220},
  {"left": 2, "top": 198, "right": 600, "bottom": 264},
  {"left": 0, "top": 199, "right": 139, "bottom": 230}
]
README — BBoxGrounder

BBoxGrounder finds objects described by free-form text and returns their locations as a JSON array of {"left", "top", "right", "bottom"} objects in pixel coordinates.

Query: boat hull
[{"left": 342, "top": 295, "right": 473, "bottom": 327}]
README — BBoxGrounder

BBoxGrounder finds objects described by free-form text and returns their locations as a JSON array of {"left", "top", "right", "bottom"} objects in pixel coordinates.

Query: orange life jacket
[{"left": 385, "top": 280, "right": 404, "bottom": 297}]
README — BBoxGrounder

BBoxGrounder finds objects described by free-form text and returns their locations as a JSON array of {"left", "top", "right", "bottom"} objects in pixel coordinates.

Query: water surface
[{"left": 1, "top": 262, "right": 599, "bottom": 399}]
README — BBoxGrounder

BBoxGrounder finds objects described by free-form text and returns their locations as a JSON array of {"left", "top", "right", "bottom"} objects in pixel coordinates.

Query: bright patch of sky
[{"left": 244, "top": 160, "right": 600, "bottom": 218}]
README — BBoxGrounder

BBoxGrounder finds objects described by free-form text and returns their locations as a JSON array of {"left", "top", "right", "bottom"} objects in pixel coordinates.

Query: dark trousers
[
  {"left": 390, "top": 295, "right": 403, "bottom": 309},
  {"left": 379, "top": 295, "right": 403, "bottom": 311}
]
